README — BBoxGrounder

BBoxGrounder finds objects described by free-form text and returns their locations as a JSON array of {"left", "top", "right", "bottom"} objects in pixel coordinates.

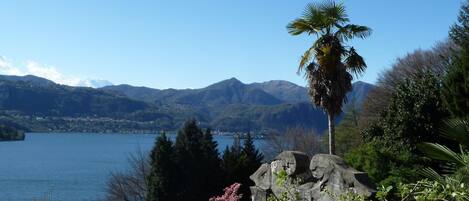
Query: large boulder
[{"left": 250, "top": 152, "right": 376, "bottom": 201}]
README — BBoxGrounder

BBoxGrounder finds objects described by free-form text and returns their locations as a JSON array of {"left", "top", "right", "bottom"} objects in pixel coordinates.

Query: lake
[{"left": 0, "top": 133, "right": 264, "bottom": 201}]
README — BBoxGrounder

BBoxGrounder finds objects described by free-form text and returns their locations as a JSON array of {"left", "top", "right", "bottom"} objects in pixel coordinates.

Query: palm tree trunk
[{"left": 328, "top": 113, "right": 335, "bottom": 155}]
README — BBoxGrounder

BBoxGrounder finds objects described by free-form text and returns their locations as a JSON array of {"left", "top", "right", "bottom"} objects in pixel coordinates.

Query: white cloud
[
  {"left": 0, "top": 56, "right": 25, "bottom": 76},
  {"left": 25, "top": 61, "right": 82, "bottom": 86},
  {"left": 0, "top": 56, "right": 112, "bottom": 88}
]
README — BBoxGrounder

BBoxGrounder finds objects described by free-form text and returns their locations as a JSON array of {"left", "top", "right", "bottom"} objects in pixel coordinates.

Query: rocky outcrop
[{"left": 250, "top": 151, "right": 376, "bottom": 201}]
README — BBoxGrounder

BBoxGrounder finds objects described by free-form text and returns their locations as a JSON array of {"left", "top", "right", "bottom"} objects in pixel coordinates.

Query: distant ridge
[
  {"left": 0, "top": 74, "right": 374, "bottom": 133},
  {"left": 0, "top": 74, "right": 55, "bottom": 86}
]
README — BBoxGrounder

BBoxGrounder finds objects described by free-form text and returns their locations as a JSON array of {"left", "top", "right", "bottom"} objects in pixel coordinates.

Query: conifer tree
[
  {"left": 146, "top": 133, "right": 177, "bottom": 201},
  {"left": 174, "top": 119, "right": 225, "bottom": 201},
  {"left": 242, "top": 133, "right": 263, "bottom": 173},
  {"left": 222, "top": 133, "right": 263, "bottom": 201},
  {"left": 174, "top": 119, "right": 205, "bottom": 201},
  {"left": 240, "top": 133, "right": 263, "bottom": 201},
  {"left": 444, "top": 0, "right": 469, "bottom": 119},
  {"left": 222, "top": 136, "right": 245, "bottom": 186},
  {"left": 201, "top": 128, "right": 225, "bottom": 199}
]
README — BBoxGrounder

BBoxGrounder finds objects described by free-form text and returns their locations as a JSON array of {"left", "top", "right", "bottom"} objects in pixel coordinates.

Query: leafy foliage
[
  {"left": 267, "top": 170, "right": 301, "bottom": 201},
  {"left": 361, "top": 40, "right": 455, "bottom": 125},
  {"left": 347, "top": 73, "right": 448, "bottom": 189}
]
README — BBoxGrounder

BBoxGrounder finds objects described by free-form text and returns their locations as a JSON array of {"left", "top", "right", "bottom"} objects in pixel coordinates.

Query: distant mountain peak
[
  {"left": 224, "top": 77, "right": 243, "bottom": 84},
  {"left": 207, "top": 77, "right": 245, "bottom": 89}
]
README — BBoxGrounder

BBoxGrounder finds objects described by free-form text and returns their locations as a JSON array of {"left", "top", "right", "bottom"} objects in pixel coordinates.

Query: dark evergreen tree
[
  {"left": 222, "top": 136, "right": 245, "bottom": 186},
  {"left": 449, "top": 0, "right": 469, "bottom": 48},
  {"left": 174, "top": 119, "right": 205, "bottom": 201},
  {"left": 444, "top": 0, "right": 469, "bottom": 119},
  {"left": 146, "top": 133, "right": 177, "bottom": 201},
  {"left": 222, "top": 133, "right": 263, "bottom": 201},
  {"left": 240, "top": 133, "right": 263, "bottom": 201},
  {"left": 242, "top": 133, "right": 263, "bottom": 173},
  {"left": 200, "top": 128, "right": 225, "bottom": 199},
  {"left": 173, "top": 119, "right": 225, "bottom": 201}
]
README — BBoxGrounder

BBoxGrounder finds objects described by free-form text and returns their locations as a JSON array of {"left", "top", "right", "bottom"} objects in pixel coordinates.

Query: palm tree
[{"left": 287, "top": 1, "right": 371, "bottom": 154}]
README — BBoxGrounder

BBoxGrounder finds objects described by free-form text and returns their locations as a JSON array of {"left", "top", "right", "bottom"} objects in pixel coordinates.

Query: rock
[
  {"left": 310, "top": 154, "right": 376, "bottom": 199},
  {"left": 250, "top": 186, "right": 268, "bottom": 201},
  {"left": 250, "top": 152, "right": 376, "bottom": 201},
  {"left": 274, "top": 151, "right": 310, "bottom": 176},
  {"left": 250, "top": 164, "right": 272, "bottom": 190}
]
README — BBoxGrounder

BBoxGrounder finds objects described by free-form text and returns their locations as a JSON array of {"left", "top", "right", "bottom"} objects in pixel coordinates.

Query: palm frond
[
  {"left": 303, "top": 61, "right": 320, "bottom": 79},
  {"left": 287, "top": 18, "right": 318, "bottom": 36},
  {"left": 418, "top": 142, "right": 465, "bottom": 167},
  {"left": 419, "top": 167, "right": 444, "bottom": 182},
  {"left": 298, "top": 45, "right": 317, "bottom": 73},
  {"left": 440, "top": 119, "right": 469, "bottom": 147},
  {"left": 335, "top": 24, "right": 372, "bottom": 41},
  {"left": 319, "top": 1, "right": 349, "bottom": 25},
  {"left": 289, "top": 1, "right": 350, "bottom": 36},
  {"left": 287, "top": 3, "right": 326, "bottom": 36},
  {"left": 344, "top": 47, "right": 367, "bottom": 75}
]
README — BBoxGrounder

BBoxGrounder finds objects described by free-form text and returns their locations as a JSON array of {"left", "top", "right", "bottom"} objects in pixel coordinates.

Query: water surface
[{"left": 0, "top": 133, "right": 260, "bottom": 201}]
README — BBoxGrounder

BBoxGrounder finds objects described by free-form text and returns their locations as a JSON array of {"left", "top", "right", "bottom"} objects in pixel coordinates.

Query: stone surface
[
  {"left": 250, "top": 164, "right": 271, "bottom": 190},
  {"left": 250, "top": 151, "right": 376, "bottom": 201},
  {"left": 250, "top": 186, "right": 268, "bottom": 201}
]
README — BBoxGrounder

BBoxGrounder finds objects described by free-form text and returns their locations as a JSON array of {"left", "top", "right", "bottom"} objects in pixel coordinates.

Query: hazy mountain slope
[
  {"left": 0, "top": 74, "right": 374, "bottom": 133},
  {"left": 211, "top": 102, "right": 328, "bottom": 132},
  {"left": 0, "top": 75, "right": 55, "bottom": 86},
  {"left": 104, "top": 78, "right": 283, "bottom": 106},
  {"left": 0, "top": 77, "right": 150, "bottom": 117},
  {"left": 249, "top": 80, "right": 309, "bottom": 102}
]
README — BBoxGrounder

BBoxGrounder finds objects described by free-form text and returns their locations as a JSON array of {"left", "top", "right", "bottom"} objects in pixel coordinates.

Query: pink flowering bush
[{"left": 209, "top": 183, "right": 243, "bottom": 201}]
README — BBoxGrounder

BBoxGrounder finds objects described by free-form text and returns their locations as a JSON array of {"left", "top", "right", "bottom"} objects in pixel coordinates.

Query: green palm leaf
[
  {"left": 439, "top": 119, "right": 469, "bottom": 147},
  {"left": 344, "top": 47, "right": 366, "bottom": 75},
  {"left": 419, "top": 167, "right": 444, "bottom": 182},
  {"left": 335, "top": 24, "right": 372, "bottom": 41},
  {"left": 298, "top": 45, "right": 317, "bottom": 73},
  {"left": 418, "top": 142, "right": 465, "bottom": 167}
]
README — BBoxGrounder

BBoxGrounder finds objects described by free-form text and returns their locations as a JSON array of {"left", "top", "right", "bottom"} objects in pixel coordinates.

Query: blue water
[{"left": 0, "top": 133, "right": 262, "bottom": 201}]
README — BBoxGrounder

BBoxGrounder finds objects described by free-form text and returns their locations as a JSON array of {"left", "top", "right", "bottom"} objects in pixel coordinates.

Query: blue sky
[{"left": 0, "top": 0, "right": 462, "bottom": 88}]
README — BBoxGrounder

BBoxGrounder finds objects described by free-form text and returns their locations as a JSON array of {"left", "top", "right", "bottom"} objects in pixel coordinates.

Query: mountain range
[{"left": 0, "top": 74, "right": 374, "bottom": 133}]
